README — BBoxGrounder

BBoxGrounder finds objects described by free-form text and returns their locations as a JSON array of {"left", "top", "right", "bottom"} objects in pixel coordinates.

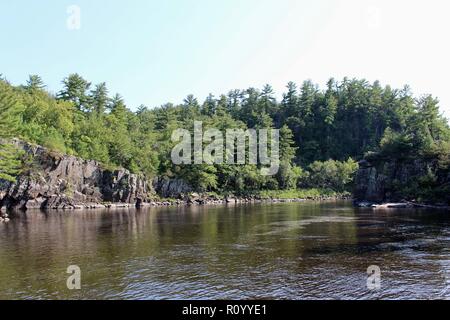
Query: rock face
[
  {"left": 153, "top": 177, "right": 193, "bottom": 199},
  {"left": 0, "top": 140, "right": 155, "bottom": 210},
  {"left": 354, "top": 157, "right": 450, "bottom": 204},
  {"left": 353, "top": 160, "right": 387, "bottom": 203}
]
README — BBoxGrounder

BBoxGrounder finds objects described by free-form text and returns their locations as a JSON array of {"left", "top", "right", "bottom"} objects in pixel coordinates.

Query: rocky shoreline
[
  {"left": 354, "top": 200, "right": 450, "bottom": 210},
  {"left": 1, "top": 194, "right": 351, "bottom": 211},
  {"left": 0, "top": 139, "right": 157, "bottom": 212},
  {"left": 0, "top": 140, "right": 354, "bottom": 216},
  {"left": 137, "top": 194, "right": 352, "bottom": 208},
  {"left": 3, "top": 140, "right": 448, "bottom": 223},
  {"left": 354, "top": 158, "right": 450, "bottom": 206},
  {"left": 0, "top": 194, "right": 352, "bottom": 222},
  {"left": 3, "top": 192, "right": 449, "bottom": 223}
]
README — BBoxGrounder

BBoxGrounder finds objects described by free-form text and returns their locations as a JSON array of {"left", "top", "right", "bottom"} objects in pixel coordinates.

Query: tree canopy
[{"left": 0, "top": 74, "right": 448, "bottom": 194}]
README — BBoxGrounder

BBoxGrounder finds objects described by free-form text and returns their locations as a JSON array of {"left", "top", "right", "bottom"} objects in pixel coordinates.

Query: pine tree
[
  {"left": 0, "top": 79, "right": 23, "bottom": 182},
  {"left": 58, "top": 73, "right": 91, "bottom": 112},
  {"left": 25, "top": 75, "right": 46, "bottom": 92},
  {"left": 0, "top": 79, "right": 21, "bottom": 137},
  {"left": 202, "top": 93, "right": 217, "bottom": 116},
  {"left": 90, "top": 82, "right": 109, "bottom": 115},
  {"left": 282, "top": 82, "right": 298, "bottom": 118},
  {"left": 182, "top": 94, "right": 200, "bottom": 119},
  {"left": 276, "top": 125, "right": 298, "bottom": 189},
  {"left": 260, "top": 84, "right": 276, "bottom": 115},
  {"left": 0, "top": 142, "right": 22, "bottom": 182}
]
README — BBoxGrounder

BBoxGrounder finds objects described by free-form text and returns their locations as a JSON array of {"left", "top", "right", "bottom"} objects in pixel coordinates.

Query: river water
[{"left": 0, "top": 201, "right": 449, "bottom": 300}]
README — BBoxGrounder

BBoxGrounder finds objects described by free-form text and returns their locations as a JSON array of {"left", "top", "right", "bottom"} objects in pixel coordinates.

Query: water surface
[{"left": 0, "top": 201, "right": 449, "bottom": 299}]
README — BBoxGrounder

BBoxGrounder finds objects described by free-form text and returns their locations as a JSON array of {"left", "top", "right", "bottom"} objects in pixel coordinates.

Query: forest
[{"left": 1, "top": 74, "right": 449, "bottom": 198}]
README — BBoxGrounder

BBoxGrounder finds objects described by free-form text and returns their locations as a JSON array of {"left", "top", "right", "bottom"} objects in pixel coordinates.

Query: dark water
[{"left": 0, "top": 201, "right": 449, "bottom": 300}]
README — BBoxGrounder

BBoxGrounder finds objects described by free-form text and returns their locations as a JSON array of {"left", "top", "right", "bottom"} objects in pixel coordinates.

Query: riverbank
[
  {"left": 0, "top": 195, "right": 352, "bottom": 223},
  {"left": 139, "top": 190, "right": 352, "bottom": 208},
  {"left": 355, "top": 201, "right": 450, "bottom": 210},
  {"left": 0, "top": 139, "right": 354, "bottom": 213},
  {"left": 0, "top": 189, "right": 351, "bottom": 214}
]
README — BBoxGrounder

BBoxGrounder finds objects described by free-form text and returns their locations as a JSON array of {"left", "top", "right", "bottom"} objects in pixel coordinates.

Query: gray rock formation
[
  {"left": 353, "top": 160, "right": 386, "bottom": 203},
  {"left": 153, "top": 177, "right": 193, "bottom": 199},
  {"left": 0, "top": 140, "right": 155, "bottom": 210},
  {"left": 354, "top": 157, "right": 450, "bottom": 204}
]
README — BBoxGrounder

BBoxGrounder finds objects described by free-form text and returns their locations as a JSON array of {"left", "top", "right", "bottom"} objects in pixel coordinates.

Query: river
[{"left": 0, "top": 201, "right": 449, "bottom": 299}]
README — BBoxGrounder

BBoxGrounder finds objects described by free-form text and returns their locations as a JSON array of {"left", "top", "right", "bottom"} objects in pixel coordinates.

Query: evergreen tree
[
  {"left": 25, "top": 75, "right": 46, "bottom": 92},
  {"left": 276, "top": 125, "right": 298, "bottom": 189},
  {"left": 202, "top": 93, "right": 217, "bottom": 116},
  {"left": 0, "top": 80, "right": 22, "bottom": 137},
  {"left": 58, "top": 73, "right": 91, "bottom": 112},
  {"left": 0, "top": 73, "right": 448, "bottom": 196},
  {"left": 0, "top": 79, "right": 23, "bottom": 182},
  {"left": 90, "top": 82, "right": 109, "bottom": 115}
]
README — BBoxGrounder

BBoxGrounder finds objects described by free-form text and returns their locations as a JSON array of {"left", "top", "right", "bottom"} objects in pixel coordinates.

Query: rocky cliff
[
  {"left": 0, "top": 140, "right": 156, "bottom": 210},
  {"left": 354, "top": 156, "right": 450, "bottom": 205},
  {"left": 153, "top": 177, "right": 192, "bottom": 199}
]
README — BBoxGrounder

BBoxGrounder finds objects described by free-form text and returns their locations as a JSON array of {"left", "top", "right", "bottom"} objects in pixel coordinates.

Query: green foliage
[
  {"left": 379, "top": 127, "right": 414, "bottom": 158},
  {"left": 25, "top": 75, "right": 46, "bottom": 92},
  {"left": 58, "top": 73, "right": 91, "bottom": 112},
  {"left": 0, "top": 79, "right": 23, "bottom": 137},
  {"left": 0, "top": 74, "right": 448, "bottom": 198},
  {"left": 0, "top": 142, "right": 23, "bottom": 182},
  {"left": 259, "top": 188, "right": 347, "bottom": 199},
  {"left": 306, "top": 159, "right": 359, "bottom": 191}
]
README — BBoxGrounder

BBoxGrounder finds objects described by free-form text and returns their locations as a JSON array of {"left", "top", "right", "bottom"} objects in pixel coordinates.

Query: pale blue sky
[{"left": 1, "top": 0, "right": 449, "bottom": 117}]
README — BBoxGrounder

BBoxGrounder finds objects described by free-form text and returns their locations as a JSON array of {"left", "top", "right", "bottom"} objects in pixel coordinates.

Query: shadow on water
[{"left": 0, "top": 201, "right": 449, "bottom": 299}]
